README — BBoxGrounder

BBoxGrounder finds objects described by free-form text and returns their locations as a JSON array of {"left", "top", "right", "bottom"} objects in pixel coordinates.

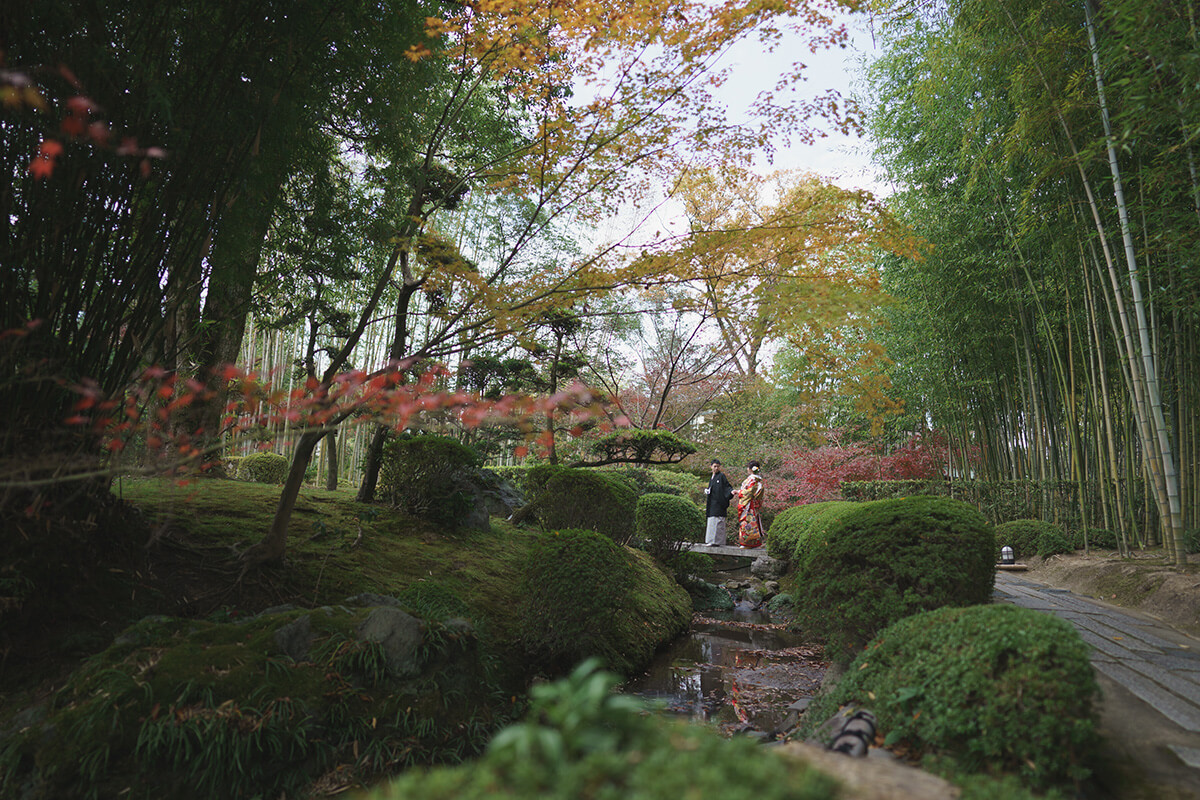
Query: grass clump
[
  {"left": 783, "top": 496, "right": 994, "bottom": 663},
  {"left": 362, "top": 660, "right": 842, "bottom": 800},
  {"left": 803, "top": 604, "right": 1098, "bottom": 793},
  {"left": 518, "top": 529, "right": 690, "bottom": 676}
]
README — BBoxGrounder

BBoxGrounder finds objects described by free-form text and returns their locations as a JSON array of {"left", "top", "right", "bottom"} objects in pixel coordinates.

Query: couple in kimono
[{"left": 704, "top": 459, "right": 765, "bottom": 548}]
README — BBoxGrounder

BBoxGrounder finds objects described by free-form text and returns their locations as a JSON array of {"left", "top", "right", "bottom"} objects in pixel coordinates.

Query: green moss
[
  {"left": 518, "top": 530, "right": 690, "bottom": 676},
  {"left": 0, "top": 606, "right": 512, "bottom": 799},
  {"left": 783, "top": 496, "right": 995, "bottom": 663},
  {"left": 803, "top": 604, "right": 1098, "bottom": 793}
]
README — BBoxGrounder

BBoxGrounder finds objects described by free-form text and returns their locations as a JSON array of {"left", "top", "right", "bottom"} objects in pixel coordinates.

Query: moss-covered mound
[
  {"left": 517, "top": 529, "right": 691, "bottom": 675},
  {"left": 0, "top": 600, "right": 514, "bottom": 800},
  {"left": 532, "top": 468, "right": 638, "bottom": 544},
  {"left": 994, "top": 518, "right": 1070, "bottom": 560},
  {"left": 804, "top": 604, "right": 1098, "bottom": 792},
  {"left": 783, "top": 496, "right": 995, "bottom": 662},
  {"left": 362, "top": 660, "right": 842, "bottom": 800}
]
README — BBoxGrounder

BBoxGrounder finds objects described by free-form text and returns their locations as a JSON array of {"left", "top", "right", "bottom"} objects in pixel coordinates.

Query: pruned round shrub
[
  {"left": 785, "top": 496, "right": 995, "bottom": 662},
  {"left": 533, "top": 468, "right": 638, "bottom": 545},
  {"left": 803, "top": 604, "right": 1098, "bottom": 791},
  {"left": 766, "top": 501, "right": 857, "bottom": 563},
  {"left": 517, "top": 529, "right": 690, "bottom": 675},
  {"left": 378, "top": 435, "right": 483, "bottom": 528},
  {"left": 994, "top": 519, "right": 1067, "bottom": 560},
  {"left": 524, "top": 464, "right": 569, "bottom": 500},
  {"left": 635, "top": 492, "right": 704, "bottom": 561},
  {"left": 237, "top": 451, "right": 289, "bottom": 484},
  {"left": 363, "top": 660, "right": 841, "bottom": 800}
]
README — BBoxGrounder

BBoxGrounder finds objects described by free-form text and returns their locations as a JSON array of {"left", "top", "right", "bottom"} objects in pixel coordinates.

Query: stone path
[{"left": 994, "top": 571, "right": 1200, "bottom": 795}]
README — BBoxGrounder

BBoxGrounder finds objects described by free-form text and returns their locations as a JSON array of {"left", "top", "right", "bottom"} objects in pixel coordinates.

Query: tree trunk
[
  {"left": 242, "top": 430, "right": 322, "bottom": 566},
  {"left": 324, "top": 428, "right": 339, "bottom": 491}
]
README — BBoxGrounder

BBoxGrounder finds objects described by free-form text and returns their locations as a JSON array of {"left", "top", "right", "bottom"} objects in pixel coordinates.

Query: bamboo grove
[{"left": 868, "top": 0, "right": 1198, "bottom": 564}]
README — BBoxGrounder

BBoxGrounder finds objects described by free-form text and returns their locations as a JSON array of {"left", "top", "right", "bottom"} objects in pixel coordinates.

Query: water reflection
[{"left": 622, "top": 602, "right": 826, "bottom": 734}]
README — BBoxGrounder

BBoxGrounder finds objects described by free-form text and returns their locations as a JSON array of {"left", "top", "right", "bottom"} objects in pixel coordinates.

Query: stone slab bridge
[{"left": 679, "top": 541, "right": 786, "bottom": 580}]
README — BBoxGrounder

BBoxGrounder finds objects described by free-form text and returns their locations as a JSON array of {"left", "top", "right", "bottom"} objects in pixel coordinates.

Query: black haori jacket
[{"left": 705, "top": 471, "right": 734, "bottom": 517}]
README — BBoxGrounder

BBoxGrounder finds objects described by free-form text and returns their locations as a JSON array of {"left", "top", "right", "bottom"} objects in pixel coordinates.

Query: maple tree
[
  {"left": 346, "top": 0, "right": 869, "bottom": 501},
  {"left": 766, "top": 431, "right": 947, "bottom": 511},
  {"left": 4, "top": 0, "right": 880, "bottom": 570}
]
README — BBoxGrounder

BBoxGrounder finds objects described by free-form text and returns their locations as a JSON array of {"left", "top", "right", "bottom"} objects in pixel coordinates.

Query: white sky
[{"left": 596, "top": 9, "right": 886, "bottom": 249}]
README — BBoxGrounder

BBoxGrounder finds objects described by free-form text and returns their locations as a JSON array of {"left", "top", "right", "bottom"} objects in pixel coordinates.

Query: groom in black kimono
[{"left": 703, "top": 459, "right": 734, "bottom": 546}]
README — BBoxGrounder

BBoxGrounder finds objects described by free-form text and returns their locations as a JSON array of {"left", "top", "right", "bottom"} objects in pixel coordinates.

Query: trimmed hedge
[
  {"left": 783, "top": 496, "right": 995, "bottom": 662},
  {"left": 517, "top": 530, "right": 690, "bottom": 675},
  {"left": 635, "top": 492, "right": 705, "bottom": 561},
  {"left": 804, "top": 604, "right": 1098, "bottom": 791},
  {"left": 378, "top": 435, "right": 483, "bottom": 528},
  {"left": 237, "top": 451, "right": 289, "bottom": 484},
  {"left": 994, "top": 519, "right": 1070, "bottom": 560},
  {"left": 533, "top": 468, "right": 638, "bottom": 545}
]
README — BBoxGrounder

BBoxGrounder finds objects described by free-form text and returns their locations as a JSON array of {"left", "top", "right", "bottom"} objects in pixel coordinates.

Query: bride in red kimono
[{"left": 736, "top": 461, "right": 765, "bottom": 548}]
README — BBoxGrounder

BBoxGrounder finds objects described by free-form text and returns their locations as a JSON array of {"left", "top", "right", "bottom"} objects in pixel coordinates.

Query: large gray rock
[
  {"left": 751, "top": 554, "right": 786, "bottom": 580},
  {"left": 778, "top": 742, "right": 959, "bottom": 800},
  {"left": 357, "top": 607, "right": 427, "bottom": 678},
  {"left": 273, "top": 614, "right": 314, "bottom": 662}
]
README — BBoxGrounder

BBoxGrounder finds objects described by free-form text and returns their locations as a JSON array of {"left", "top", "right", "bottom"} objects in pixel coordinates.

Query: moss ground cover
[
  {"left": 0, "top": 477, "right": 699, "bottom": 798},
  {"left": 0, "top": 605, "right": 512, "bottom": 799}
]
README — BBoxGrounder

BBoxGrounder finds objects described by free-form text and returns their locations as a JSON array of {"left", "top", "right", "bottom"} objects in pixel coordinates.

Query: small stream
[{"left": 622, "top": 599, "right": 828, "bottom": 736}]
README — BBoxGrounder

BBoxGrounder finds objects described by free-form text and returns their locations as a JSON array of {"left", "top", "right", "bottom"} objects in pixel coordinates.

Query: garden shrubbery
[
  {"left": 531, "top": 468, "right": 638, "bottom": 545},
  {"left": 635, "top": 492, "right": 705, "bottom": 562},
  {"left": 994, "top": 518, "right": 1071, "bottom": 560},
  {"left": 237, "top": 451, "right": 289, "bottom": 484},
  {"left": 517, "top": 529, "right": 690, "bottom": 675},
  {"left": 804, "top": 604, "right": 1098, "bottom": 792},
  {"left": 1077, "top": 527, "right": 1118, "bottom": 550},
  {"left": 782, "top": 496, "right": 995, "bottom": 662},
  {"left": 364, "top": 660, "right": 841, "bottom": 800},
  {"left": 377, "top": 435, "right": 485, "bottom": 528}
]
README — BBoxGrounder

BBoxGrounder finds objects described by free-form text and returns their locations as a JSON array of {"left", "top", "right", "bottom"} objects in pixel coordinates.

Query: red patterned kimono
[{"left": 737, "top": 472, "right": 765, "bottom": 548}]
